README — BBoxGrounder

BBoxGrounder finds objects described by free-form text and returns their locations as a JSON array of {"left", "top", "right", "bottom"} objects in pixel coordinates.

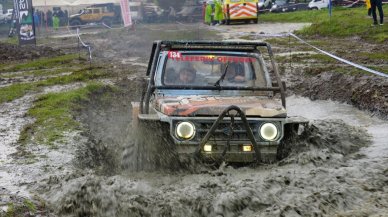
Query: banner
[
  {"left": 120, "top": 0, "right": 132, "bottom": 27},
  {"left": 13, "top": 0, "right": 36, "bottom": 45}
]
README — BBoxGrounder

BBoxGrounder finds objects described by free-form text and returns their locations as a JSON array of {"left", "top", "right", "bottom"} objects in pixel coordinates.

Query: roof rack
[{"left": 159, "top": 40, "right": 268, "bottom": 51}]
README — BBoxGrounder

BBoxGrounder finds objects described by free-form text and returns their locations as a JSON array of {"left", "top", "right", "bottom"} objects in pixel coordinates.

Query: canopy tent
[{"left": 32, "top": 0, "right": 72, "bottom": 6}]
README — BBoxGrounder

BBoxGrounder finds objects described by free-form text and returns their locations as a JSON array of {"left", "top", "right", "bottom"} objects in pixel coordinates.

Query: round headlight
[
  {"left": 260, "top": 123, "right": 278, "bottom": 141},
  {"left": 176, "top": 122, "right": 196, "bottom": 140}
]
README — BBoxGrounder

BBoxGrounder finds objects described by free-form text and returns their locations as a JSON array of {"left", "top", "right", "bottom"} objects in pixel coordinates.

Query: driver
[{"left": 178, "top": 67, "right": 196, "bottom": 84}]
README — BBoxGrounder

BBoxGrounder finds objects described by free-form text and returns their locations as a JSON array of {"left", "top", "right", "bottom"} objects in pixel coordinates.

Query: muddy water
[
  {"left": 0, "top": 95, "right": 34, "bottom": 197},
  {"left": 287, "top": 95, "right": 388, "bottom": 159},
  {"left": 46, "top": 95, "right": 388, "bottom": 217}
]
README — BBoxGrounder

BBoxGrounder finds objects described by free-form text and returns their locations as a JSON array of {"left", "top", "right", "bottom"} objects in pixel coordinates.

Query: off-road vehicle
[
  {"left": 129, "top": 41, "right": 306, "bottom": 168},
  {"left": 69, "top": 3, "right": 118, "bottom": 27}
]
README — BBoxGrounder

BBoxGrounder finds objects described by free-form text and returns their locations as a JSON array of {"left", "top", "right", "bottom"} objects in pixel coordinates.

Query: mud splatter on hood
[{"left": 156, "top": 96, "right": 286, "bottom": 117}]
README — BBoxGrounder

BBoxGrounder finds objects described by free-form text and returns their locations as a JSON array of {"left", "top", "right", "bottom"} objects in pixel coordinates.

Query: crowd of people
[
  {"left": 33, "top": 8, "right": 69, "bottom": 31},
  {"left": 204, "top": 0, "right": 224, "bottom": 25}
]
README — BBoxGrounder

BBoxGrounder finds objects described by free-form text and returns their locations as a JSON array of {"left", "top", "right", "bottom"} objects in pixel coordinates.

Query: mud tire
[
  {"left": 122, "top": 121, "right": 179, "bottom": 171},
  {"left": 70, "top": 19, "right": 81, "bottom": 28},
  {"left": 101, "top": 17, "right": 113, "bottom": 27},
  {"left": 277, "top": 123, "right": 300, "bottom": 160}
]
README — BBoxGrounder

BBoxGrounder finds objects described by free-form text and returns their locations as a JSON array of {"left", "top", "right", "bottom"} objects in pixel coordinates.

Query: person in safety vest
[
  {"left": 366, "top": 0, "right": 372, "bottom": 17},
  {"left": 205, "top": 1, "right": 213, "bottom": 25},
  {"left": 214, "top": 0, "right": 224, "bottom": 25}
]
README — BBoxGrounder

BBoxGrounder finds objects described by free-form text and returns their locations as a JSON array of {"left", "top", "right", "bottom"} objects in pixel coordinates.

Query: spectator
[
  {"left": 205, "top": 1, "right": 213, "bottom": 25},
  {"left": 52, "top": 10, "right": 60, "bottom": 30},
  {"left": 168, "top": 6, "right": 176, "bottom": 22},
  {"left": 366, "top": 0, "right": 372, "bottom": 17},
  {"left": 47, "top": 10, "right": 53, "bottom": 27},
  {"left": 64, "top": 10, "right": 68, "bottom": 25},
  {"left": 371, "top": 0, "right": 384, "bottom": 25},
  {"left": 58, "top": 8, "right": 65, "bottom": 26},
  {"left": 33, "top": 10, "right": 40, "bottom": 31},
  {"left": 214, "top": 0, "right": 224, "bottom": 25}
]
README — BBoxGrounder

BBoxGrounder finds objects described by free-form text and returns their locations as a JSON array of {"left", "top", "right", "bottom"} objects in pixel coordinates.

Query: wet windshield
[{"left": 163, "top": 52, "right": 269, "bottom": 88}]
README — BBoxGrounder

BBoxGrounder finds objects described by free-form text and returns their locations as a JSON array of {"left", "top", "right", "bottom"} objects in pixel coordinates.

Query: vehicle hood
[
  {"left": 156, "top": 96, "right": 286, "bottom": 117},
  {"left": 70, "top": 14, "right": 81, "bottom": 18}
]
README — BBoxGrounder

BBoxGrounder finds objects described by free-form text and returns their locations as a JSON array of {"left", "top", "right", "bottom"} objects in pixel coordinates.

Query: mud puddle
[
  {"left": 287, "top": 95, "right": 388, "bottom": 160},
  {"left": 214, "top": 22, "right": 310, "bottom": 39},
  {"left": 0, "top": 83, "right": 89, "bottom": 215},
  {"left": 42, "top": 93, "right": 388, "bottom": 217}
]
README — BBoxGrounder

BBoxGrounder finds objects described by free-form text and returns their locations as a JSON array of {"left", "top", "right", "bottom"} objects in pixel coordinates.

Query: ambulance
[{"left": 222, "top": 0, "right": 259, "bottom": 24}]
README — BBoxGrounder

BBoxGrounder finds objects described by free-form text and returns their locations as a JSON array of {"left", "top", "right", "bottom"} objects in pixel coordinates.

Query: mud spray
[{"left": 41, "top": 90, "right": 388, "bottom": 217}]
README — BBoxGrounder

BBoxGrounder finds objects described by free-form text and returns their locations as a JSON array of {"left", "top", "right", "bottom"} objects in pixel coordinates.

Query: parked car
[
  {"left": 308, "top": 0, "right": 328, "bottom": 9},
  {"left": 270, "top": 0, "right": 310, "bottom": 12},
  {"left": 0, "top": 8, "right": 12, "bottom": 24},
  {"left": 258, "top": 0, "right": 275, "bottom": 12},
  {"left": 0, "top": 13, "right": 6, "bottom": 24},
  {"left": 5, "top": 9, "right": 13, "bottom": 21}
]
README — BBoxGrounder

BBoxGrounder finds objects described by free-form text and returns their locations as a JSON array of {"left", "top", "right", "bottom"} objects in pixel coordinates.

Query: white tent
[{"left": 32, "top": 0, "right": 72, "bottom": 7}]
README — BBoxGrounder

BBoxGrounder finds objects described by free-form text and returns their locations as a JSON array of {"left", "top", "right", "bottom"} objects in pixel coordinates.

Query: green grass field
[{"left": 259, "top": 5, "right": 388, "bottom": 42}]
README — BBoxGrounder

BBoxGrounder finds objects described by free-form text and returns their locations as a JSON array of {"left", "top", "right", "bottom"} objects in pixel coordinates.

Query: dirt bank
[
  {"left": 290, "top": 72, "right": 388, "bottom": 119},
  {"left": 0, "top": 42, "right": 61, "bottom": 64}
]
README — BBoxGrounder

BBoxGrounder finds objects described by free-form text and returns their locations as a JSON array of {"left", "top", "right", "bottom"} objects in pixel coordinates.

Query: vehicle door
[
  {"left": 296, "top": 0, "right": 309, "bottom": 10},
  {"left": 80, "top": 9, "right": 95, "bottom": 22}
]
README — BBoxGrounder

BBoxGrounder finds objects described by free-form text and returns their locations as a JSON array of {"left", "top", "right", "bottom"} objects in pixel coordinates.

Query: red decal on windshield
[
  {"left": 169, "top": 54, "right": 255, "bottom": 63},
  {"left": 168, "top": 51, "right": 182, "bottom": 59}
]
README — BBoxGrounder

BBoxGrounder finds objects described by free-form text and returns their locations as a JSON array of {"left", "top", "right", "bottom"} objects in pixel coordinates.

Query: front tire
[
  {"left": 101, "top": 17, "right": 112, "bottom": 27},
  {"left": 70, "top": 19, "right": 82, "bottom": 29},
  {"left": 122, "top": 121, "right": 179, "bottom": 171}
]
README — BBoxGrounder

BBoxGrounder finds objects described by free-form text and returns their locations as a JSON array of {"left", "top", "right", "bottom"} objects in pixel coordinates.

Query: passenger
[
  {"left": 225, "top": 63, "right": 245, "bottom": 83},
  {"left": 178, "top": 68, "right": 196, "bottom": 84}
]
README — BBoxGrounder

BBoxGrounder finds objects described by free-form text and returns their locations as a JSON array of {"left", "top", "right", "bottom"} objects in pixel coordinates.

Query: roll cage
[{"left": 142, "top": 40, "right": 286, "bottom": 114}]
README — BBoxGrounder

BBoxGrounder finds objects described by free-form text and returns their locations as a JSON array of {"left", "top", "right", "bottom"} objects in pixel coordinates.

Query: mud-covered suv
[
  {"left": 69, "top": 4, "right": 116, "bottom": 27},
  {"left": 131, "top": 41, "right": 306, "bottom": 166}
]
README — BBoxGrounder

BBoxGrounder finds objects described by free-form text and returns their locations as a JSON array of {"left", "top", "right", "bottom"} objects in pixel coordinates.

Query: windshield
[{"left": 162, "top": 52, "right": 269, "bottom": 88}]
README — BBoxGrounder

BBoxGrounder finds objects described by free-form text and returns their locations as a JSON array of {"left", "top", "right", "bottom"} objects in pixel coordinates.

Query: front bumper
[{"left": 177, "top": 143, "right": 278, "bottom": 163}]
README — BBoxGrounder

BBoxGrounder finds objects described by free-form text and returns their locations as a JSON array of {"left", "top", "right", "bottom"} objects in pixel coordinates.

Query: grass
[
  {"left": 0, "top": 66, "right": 110, "bottom": 104},
  {"left": 20, "top": 83, "right": 106, "bottom": 146},
  {"left": 359, "top": 52, "right": 388, "bottom": 60},
  {"left": 0, "top": 83, "right": 36, "bottom": 103},
  {"left": 0, "top": 67, "right": 73, "bottom": 78},
  {"left": 5, "top": 199, "right": 37, "bottom": 217},
  {"left": 0, "top": 54, "right": 80, "bottom": 72},
  {"left": 259, "top": 6, "right": 388, "bottom": 42}
]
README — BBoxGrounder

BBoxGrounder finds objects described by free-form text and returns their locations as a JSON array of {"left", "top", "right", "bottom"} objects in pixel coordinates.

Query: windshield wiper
[{"left": 214, "top": 63, "right": 229, "bottom": 88}]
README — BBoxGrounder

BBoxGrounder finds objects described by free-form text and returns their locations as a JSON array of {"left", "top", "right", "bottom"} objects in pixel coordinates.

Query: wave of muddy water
[{"left": 43, "top": 94, "right": 387, "bottom": 217}]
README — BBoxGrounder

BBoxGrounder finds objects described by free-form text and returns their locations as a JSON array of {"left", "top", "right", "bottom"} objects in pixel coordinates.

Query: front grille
[
  {"left": 171, "top": 119, "right": 283, "bottom": 144},
  {"left": 195, "top": 120, "right": 260, "bottom": 142}
]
